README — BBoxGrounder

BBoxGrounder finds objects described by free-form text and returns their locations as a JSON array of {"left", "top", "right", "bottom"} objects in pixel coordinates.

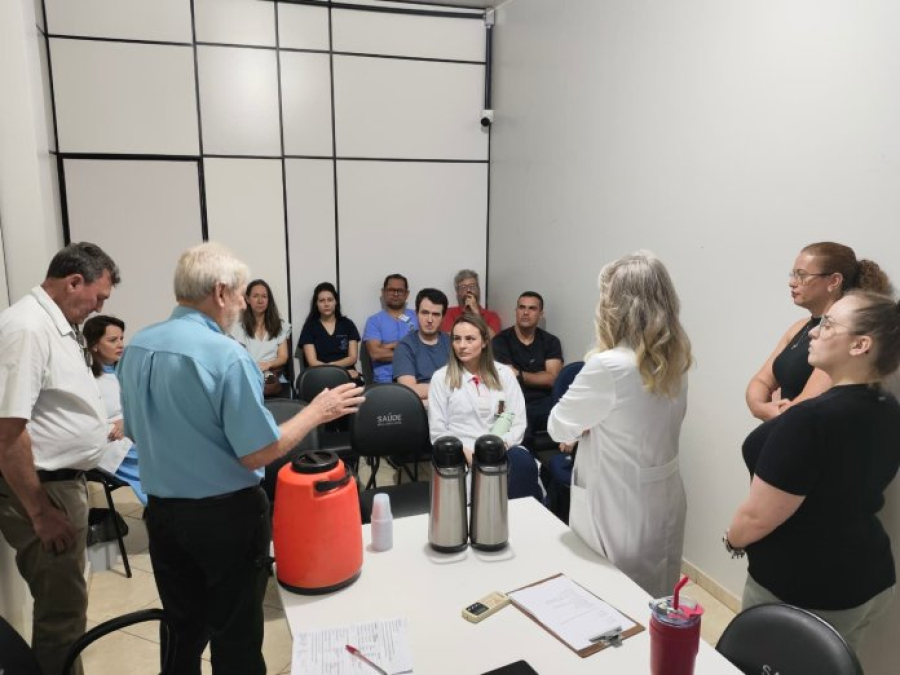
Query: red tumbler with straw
[{"left": 649, "top": 575, "right": 704, "bottom": 675}]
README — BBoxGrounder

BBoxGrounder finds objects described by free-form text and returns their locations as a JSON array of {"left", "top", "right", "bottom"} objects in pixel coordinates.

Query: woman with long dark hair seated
[
  {"left": 83, "top": 315, "right": 146, "bottom": 504},
  {"left": 726, "top": 290, "right": 900, "bottom": 652},
  {"left": 297, "top": 282, "right": 362, "bottom": 382},
  {"left": 230, "top": 279, "right": 291, "bottom": 396}
]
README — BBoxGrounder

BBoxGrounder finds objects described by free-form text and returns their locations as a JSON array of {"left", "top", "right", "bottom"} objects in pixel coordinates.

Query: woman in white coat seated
[
  {"left": 429, "top": 314, "right": 542, "bottom": 500},
  {"left": 548, "top": 251, "right": 693, "bottom": 597},
  {"left": 83, "top": 315, "right": 147, "bottom": 505}
]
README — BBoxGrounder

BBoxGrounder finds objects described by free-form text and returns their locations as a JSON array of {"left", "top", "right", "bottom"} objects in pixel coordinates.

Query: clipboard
[{"left": 508, "top": 573, "right": 645, "bottom": 658}]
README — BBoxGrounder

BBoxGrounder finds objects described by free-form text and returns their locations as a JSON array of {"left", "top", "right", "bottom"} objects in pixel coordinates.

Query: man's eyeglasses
[
  {"left": 384, "top": 288, "right": 408, "bottom": 295},
  {"left": 456, "top": 283, "right": 479, "bottom": 293},
  {"left": 788, "top": 270, "right": 833, "bottom": 284}
]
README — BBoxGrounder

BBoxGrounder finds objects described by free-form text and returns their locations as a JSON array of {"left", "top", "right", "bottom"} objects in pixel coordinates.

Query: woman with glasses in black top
[
  {"left": 727, "top": 290, "right": 900, "bottom": 652},
  {"left": 745, "top": 242, "right": 890, "bottom": 421}
]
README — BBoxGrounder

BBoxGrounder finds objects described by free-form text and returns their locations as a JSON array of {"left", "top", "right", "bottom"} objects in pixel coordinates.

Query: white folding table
[{"left": 278, "top": 497, "right": 741, "bottom": 674}]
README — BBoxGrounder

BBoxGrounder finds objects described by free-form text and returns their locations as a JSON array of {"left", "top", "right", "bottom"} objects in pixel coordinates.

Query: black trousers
[{"left": 147, "top": 486, "right": 270, "bottom": 675}]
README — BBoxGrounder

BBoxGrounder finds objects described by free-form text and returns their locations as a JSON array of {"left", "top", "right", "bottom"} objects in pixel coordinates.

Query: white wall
[
  {"left": 0, "top": 0, "right": 59, "bottom": 635},
  {"left": 489, "top": 2, "right": 900, "bottom": 671},
  {"left": 46, "top": 0, "right": 490, "bottom": 366}
]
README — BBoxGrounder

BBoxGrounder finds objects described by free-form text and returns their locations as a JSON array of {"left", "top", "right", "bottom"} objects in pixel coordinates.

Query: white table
[{"left": 279, "top": 498, "right": 741, "bottom": 674}]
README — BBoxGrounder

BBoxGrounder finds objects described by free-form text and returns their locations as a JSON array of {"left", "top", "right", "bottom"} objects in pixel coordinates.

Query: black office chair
[
  {"left": 263, "top": 399, "right": 320, "bottom": 504},
  {"left": 359, "top": 346, "right": 374, "bottom": 384},
  {"left": 0, "top": 608, "right": 176, "bottom": 675},
  {"left": 350, "top": 383, "right": 431, "bottom": 524},
  {"left": 294, "top": 365, "right": 355, "bottom": 468},
  {"left": 295, "top": 364, "right": 351, "bottom": 402},
  {"left": 716, "top": 603, "right": 863, "bottom": 675},
  {"left": 84, "top": 468, "right": 132, "bottom": 578}
]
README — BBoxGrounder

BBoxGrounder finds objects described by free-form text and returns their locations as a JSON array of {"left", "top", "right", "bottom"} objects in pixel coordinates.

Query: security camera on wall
[{"left": 480, "top": 109, "right": 494, "bottom": 128}]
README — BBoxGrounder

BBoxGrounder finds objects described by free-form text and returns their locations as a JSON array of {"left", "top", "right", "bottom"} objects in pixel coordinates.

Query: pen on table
[
  {"left": 345, "top": 644, "right": 388, "bottom": 675},
  {"left": 588, "top": 626, "right": 622, "bottom": 643}
]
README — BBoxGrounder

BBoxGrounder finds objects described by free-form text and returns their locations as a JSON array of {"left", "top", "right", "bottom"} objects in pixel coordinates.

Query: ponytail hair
[
  {"left": 846, "top": 290, "right": 900, "bottom": 377},
  {"left": 802, "top": 242, "right": 892, "bottom": 294}
]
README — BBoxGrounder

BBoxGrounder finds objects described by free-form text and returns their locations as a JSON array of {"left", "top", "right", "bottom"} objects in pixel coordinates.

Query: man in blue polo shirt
[
  {"left": 118, "top": 243, "right": 363, "bottom": 675},
  {"left": 362, "top": 273, "right": 418, "bottom": 383},
  {"left": 394, "top": 288, "right": 451, "bottom": 403}
]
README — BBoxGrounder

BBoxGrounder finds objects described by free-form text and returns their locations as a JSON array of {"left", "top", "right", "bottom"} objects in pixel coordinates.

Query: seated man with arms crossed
[
  {"left": 394, "top": 288, "right": 451, "bottom": 402},
  {"left": 492, "top": 292, "right": 563, "bottom": 445},
  {"left": 363, "top": 274, "right": 418, "bottom": 384}
]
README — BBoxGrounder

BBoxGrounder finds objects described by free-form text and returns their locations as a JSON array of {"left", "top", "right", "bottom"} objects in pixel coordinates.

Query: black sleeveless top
[{"left": 771, "top": 317, "right": 818, "bottom": 400}]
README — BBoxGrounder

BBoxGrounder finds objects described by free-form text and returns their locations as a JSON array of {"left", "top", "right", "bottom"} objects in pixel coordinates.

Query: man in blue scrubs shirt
[
  {"left": 119, "top": 243, "right": 363, "bottom": 675},
  {"left": 362, "top": 273, "right": 418, "bottom": 383}
]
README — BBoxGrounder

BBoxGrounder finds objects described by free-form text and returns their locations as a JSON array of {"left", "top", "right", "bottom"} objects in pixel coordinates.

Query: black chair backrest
[
  {"left": 295, "top": 365, "right": 351, "bottom": 403},
  {"left": 263, "top": 399, "right": 320, "bottom": 503},
  {"left": 716, "top": 603, "right": 863, "bottom": 675},
  {"left": 359, "top": 346, "right": 374, "bottom": 383},
  {"left": 0, "top": 615, "right": 41, "bottom": 675},
  {"left": 350, "top": 383, "right": 429, "bottom": 459}
]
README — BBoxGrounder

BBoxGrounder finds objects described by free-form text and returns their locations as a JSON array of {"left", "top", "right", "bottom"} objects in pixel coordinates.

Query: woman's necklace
[{"left": 789, "top": 318, "right": 817, "bottom": 350}]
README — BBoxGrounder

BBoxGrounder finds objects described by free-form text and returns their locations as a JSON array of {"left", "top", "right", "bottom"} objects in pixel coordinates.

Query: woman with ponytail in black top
[{"left": 746, "top": 242, "right": 891, "bottom": 421}]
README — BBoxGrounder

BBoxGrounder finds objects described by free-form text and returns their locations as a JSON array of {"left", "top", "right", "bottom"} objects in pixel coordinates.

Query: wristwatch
[{"left": 723, "top": 530, "right": 746, "bottom": 559}]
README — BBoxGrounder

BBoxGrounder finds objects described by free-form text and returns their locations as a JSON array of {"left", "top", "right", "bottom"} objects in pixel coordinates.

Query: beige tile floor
[{"left": 85, "top": 463, "right": 735, "bottom": 673}]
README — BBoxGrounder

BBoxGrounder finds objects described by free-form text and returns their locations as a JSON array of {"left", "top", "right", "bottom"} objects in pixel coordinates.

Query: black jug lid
[
  {"left": 474, "top": 435, "right": 506, "bottom": 465},
  {"left": 433, "top": 436, "right": 465, "bottom": 468},
  {"left": 291, "top": 450, "right": 339, "bottom": 474}
]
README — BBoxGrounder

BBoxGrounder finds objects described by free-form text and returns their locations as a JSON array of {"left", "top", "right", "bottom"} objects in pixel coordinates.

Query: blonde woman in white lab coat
[{"left": 548, "top": 252, "right": 692, "bottom": 598}]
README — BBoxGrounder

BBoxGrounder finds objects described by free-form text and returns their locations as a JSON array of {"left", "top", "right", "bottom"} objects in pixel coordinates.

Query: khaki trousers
[
  {"left": 743, "top": 574, "right": 895, "bottom": 654},
  {"left": 0, "top": 476, "right": 88, "bottom": 675}
]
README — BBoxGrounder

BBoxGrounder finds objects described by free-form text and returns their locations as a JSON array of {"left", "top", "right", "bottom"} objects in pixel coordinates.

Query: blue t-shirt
[
  {"left": 393, "top": 331, "right": 451, "bottom": 384},
  {"left": 362, "top": 309, "right": 418, "bottom": 383},
  {"left": 118, "top": 306, "right": 280, "bottom": 499}
]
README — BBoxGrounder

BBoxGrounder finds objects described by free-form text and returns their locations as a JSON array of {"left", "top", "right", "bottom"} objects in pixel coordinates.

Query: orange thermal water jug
[{"left": 272, "top": 450, "right": 363, "bottom": 594}]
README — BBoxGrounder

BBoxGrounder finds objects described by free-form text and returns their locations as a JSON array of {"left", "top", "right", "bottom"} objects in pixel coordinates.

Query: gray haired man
[{"left": 0, "top": 242, "right": 119, "bottom": 675}]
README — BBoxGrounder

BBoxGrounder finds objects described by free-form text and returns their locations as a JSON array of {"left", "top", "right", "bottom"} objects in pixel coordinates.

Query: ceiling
[{"left": 401, "top": 0, "right": 501, "bottom": 9}]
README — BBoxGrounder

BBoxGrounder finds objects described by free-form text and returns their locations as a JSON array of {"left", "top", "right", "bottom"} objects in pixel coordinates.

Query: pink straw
[{"left": 672, "top": 574, "right": 690, "bottom": 610}]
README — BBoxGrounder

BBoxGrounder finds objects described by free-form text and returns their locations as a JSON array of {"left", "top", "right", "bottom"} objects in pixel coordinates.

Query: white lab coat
[
  {"left": 95, "top": 371, "right": 133, "bottom": 473},
  {"left": 428, "top": 362, "right": 527, "bottom": 450},
  {"left": 548, "top": 347, "right": 687, "bottom": 598}
]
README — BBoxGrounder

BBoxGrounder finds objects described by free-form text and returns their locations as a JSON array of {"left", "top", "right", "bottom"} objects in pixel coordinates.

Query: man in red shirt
[{"left": 440, "top": 269, "right": 501, "bottom": 337}]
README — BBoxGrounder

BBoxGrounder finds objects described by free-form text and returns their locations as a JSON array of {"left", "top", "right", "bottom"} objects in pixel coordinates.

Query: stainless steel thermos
[
  {"left": 428, "top": 436, "right": 468, "bottom": 552},
  {"left": 469, "top": 434, "right": 509, "bottom": 551}
]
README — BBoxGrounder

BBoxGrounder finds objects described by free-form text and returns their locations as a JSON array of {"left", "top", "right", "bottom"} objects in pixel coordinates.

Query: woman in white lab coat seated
[
  {"left": 83, "top": 315, "right": 147, "bottom": 505},
  {"left": 548, "top": 252, "right": 693, "bottom": 598},
  {"left": 428, "top": 314, "right": 542, "bottom": 500}
]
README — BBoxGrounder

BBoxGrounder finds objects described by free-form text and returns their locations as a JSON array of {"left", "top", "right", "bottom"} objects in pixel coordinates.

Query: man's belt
[
  {"left": 0, "top": 469, "right": 85, "bottom": 483},
  {"left": 36, "top": 469, "right": 85, "bottom": 483}
]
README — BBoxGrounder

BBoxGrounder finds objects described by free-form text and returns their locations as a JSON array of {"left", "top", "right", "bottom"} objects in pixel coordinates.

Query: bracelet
[{"left": 723, "top": 530, "right": 746, "bottom": 559}]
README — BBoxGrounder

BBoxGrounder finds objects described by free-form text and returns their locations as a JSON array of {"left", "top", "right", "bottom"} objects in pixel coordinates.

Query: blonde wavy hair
[
  {"left": 590, "top": 251, "right": 692, "bottom": 397},
  {"left": 445, "top": 314, "right": 501, "bottom": 391}
]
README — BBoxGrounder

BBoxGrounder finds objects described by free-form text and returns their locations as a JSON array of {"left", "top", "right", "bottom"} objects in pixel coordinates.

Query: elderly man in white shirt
[{"left": 0, "top": 242, "right": 119, "bottom": 675}]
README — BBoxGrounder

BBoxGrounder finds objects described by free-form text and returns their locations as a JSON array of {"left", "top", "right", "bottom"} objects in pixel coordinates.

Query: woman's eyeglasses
[
  {"left": 788, "top": 270, "right": 833, "bottom": 284},
  {"left": 816, "top": 315, "right": 856, "bottom": 336}
]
